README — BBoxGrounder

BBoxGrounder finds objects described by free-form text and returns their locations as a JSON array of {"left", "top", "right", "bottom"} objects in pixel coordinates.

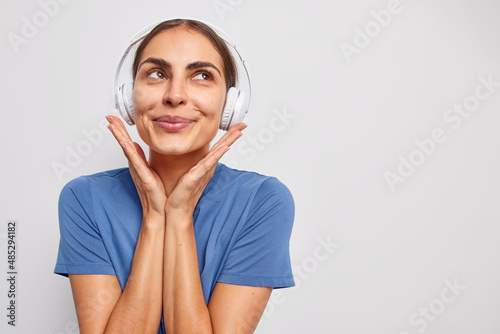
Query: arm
[
  {"left": 104, "top": 117, "right": 274, "bottom": 333},
  {"left": 164, "top": 219, "right": 273, "bottom": 333},
  {"left": 162, "top": 123, "right": 273, "bottom": 333},
  {"left": 163, "top": 216, "right": 211, "bottom": 332},
  {"left": 162, "top": 212, "right": 273, "bottom": 334},
  {"left": 208, "top": 283, "right": 272, "bottom": 334},
  {"left": 67, "top": 116, "right": 169, "bottom": 333},
  {"left": 69, "top": 216, "right": 164, "bottom": 333}
]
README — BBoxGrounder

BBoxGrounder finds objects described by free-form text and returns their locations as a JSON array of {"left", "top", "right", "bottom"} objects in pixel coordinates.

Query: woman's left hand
[{"left": 165, "top": 122, "right": 247, "bottom": 220}]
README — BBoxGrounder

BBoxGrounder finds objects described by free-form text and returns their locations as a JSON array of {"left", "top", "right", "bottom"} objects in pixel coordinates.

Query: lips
[
  {"left": 155, "top": 115, "right": 193, "bottom": 123},
  {"left": 154, "top": 115, "right": 194, "bottom": 131}
]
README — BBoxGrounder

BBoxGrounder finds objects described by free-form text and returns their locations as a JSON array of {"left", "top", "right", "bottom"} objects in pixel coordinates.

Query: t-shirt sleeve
[
  {"left": 218, "top": 177, "right": 295, "bottom": 288},
  {"left": 54, "top": 176, "right": 116, "bottom": 277}
]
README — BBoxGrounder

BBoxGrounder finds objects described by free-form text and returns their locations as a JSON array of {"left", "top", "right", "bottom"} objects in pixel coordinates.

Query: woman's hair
[{"left": 132, "top": 19, "right": 237, "bottom": 89}]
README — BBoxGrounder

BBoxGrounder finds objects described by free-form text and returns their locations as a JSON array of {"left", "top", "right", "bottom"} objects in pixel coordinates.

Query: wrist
[
  {"left": 142, "top": 213, "right": 166, "bottom": 230},
  {"left": 165, "top": 210, "right": 193, "bottom": 230},
  {"left": 143, "top": 206, "right": 166, "bottom": 219}
]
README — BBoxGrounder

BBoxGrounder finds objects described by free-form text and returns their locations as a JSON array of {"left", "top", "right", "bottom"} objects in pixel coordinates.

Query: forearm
[
  {"left": 163, "top": 214, "right": 212, "bottom": 334},
  {"left": 105, "top": 216, "right": 165, "bottom": 333}
]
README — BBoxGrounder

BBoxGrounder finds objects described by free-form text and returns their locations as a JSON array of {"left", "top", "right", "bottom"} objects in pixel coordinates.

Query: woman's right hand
[{"left": 106, "top": 115, "right": 167, "bottom": 219}]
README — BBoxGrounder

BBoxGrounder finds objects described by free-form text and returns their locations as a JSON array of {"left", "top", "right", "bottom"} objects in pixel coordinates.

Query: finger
[
  {"left": 187, "top": 131, "right": 236, "bottom": 183},
  {"left": 106, "top": 115, "right": 131, "bottom": 136},
  {"left": 208, "top": 123, "right": 247, "bottom": 149},
  {"left": 106, "top": 115, "right": 134, "bottom": 144},
  {"left": 204, "top": 132, "right": 240, "bottom": 164},
  {"left": 106, "top": 116, "right": 133, "bottom": 144},
  {"left": 190, "top": 145, "right": 230, "bottom": 180},
  {"left": 119, "top": 141, "right": 155, "bottom": 184},
  {"left": 212, "top": 122, "right": 246, "bottom": 150},
  {"left": 107, "top": 123, "right": 141, "bottom": 160},
  {"left": 207, "top": 145, "right": 231, "bottom": 166},
  {"left": 208, "top": 123, "right": 246, "bottom": 158},
  {"left": 107, "top": 123, "right": 127, "bottom": 151},
  {"left": 106, "top": 116, "right": 154, "bottom": 187},
  {"left": 107, "top": 126, "right": 149, "bottom": 179},
  {"left": 133, "top": 142, "right": 148, "bottom": 164}
]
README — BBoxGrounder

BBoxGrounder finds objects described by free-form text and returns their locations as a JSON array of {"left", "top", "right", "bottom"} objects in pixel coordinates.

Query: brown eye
[
  {"left": 148, "top": 70, "right": 165, "bottom": 79},
  {"left": 193, "top": 71, "right": 213, "bottom": 81}
]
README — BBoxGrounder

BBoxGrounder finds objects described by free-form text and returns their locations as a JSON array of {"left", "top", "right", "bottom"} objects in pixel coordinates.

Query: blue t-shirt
[{"left": 54, "top": 163, "right": 295, "bottom": 333}]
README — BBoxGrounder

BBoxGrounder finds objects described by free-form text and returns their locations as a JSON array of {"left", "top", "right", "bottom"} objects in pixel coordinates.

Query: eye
[
  {"left": 147, "top": 69, "right": 165, "bottom": 79},
  {"left": 193, "top": 70, "right": 213, "bottom": 81}
]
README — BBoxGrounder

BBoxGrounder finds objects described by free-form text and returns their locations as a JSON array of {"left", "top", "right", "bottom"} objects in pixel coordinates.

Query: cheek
[
  {"left": 133, "top": 89, "right": 157, "bottom": 115},
  {"left": 193, "top": 90, "right": 226, "bottom": 120},
  {"left": 132, "top": 89, "right": 158, "bottom": 144}
]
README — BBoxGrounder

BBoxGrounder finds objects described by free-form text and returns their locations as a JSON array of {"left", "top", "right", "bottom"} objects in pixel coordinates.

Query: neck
[{"left": 149, "top": 146, "right": 212, "bottom": 197}]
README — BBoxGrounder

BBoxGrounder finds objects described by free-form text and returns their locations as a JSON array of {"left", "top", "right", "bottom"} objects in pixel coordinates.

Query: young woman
[{"left": 54, "top": 19, "right": 295, "bottom": 334}]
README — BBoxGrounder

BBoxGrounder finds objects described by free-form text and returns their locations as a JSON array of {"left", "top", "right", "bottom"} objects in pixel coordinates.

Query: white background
[{"left": 1, "top": 0, "right": 500, "bottom": 333}]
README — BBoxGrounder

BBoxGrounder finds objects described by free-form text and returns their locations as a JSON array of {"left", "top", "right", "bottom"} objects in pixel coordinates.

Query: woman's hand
[
  {"left": 165, "top": 122, "right": 247, "bottom": 220},
  {"left": 106, "top": 115, "right": 167, "bottom": 219}
]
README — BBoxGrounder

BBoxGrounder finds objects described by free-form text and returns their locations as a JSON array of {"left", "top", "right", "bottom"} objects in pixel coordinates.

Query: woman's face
[{"left": 133, "top": 27, "right": 227, "bottom": 156}]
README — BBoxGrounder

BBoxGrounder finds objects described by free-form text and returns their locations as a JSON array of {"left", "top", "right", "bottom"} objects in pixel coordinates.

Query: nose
[{"left": 163, "top": 77, "right": 186, "bottom": 107}]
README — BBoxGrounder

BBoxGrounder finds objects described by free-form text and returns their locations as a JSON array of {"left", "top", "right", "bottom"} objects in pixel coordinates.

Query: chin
[
  {"left": 149, "top": 139, "right": 191, "bottom": 156},
  {"left": 149, "top": 136, "right": 209, "bottom": 157}
]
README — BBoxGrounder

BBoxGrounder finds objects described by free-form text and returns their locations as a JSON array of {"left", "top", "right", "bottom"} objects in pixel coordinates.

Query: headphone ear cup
[
  {"left": 117, "top": 82, "right": 135, "bottom": 125},
  {"left": 219, "top": 87, "right": 239, "bottom": 131},
  {"left": 228, "top": 90, "right": 246, "bottom": 129}
]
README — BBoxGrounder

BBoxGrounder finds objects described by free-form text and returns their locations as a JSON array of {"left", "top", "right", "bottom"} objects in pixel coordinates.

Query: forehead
[{"left": 140, "top": 27, "right": 224, "bottom": 69}]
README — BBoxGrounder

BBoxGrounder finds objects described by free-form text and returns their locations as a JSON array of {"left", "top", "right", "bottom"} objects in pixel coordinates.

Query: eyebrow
[
  {"left": 139, "top": 57, "right": 221, "bottom": 77},
  {"left": 186, "top": 61, "right": 221, "bottom": 77},
  {"left": 139, "top": 57, "right": 171, "bottom": 70}
]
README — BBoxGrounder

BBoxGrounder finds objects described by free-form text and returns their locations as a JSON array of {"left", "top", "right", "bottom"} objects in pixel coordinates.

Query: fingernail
[
  {"left": 241, "top": 123, "right": 248, "bottom": 130},
  {"left": 105, "top": 115, "right": 112, "bottom": 122}
]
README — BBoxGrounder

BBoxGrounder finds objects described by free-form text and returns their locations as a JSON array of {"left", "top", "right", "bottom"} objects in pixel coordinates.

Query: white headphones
[{"left": 112, "top": 18, "right": 251, "bottom": 131}]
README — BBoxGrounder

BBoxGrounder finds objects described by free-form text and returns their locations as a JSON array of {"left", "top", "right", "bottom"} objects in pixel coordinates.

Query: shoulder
[
  {"left": 218, "top": 164, "right": 293, "bottom": 199},
  {"left": 62, "top": 167, "right": 131, "bottom": 190},
  {"left": 215, "top": 166, "right": 295, "bottom": 262},
  {"left": 59, "top": 167, "right": 132, "bottom": 204},
  {"left": 217, "top": 164, "right": 294, "bottom": 218},
  {"left": 58, "top": 168, "right": 136, "bottom": 231}
]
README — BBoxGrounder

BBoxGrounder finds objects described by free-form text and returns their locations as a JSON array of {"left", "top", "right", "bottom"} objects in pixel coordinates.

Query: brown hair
[{"left": 131, "top": 19, "right": 237, "bottom": 88}]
